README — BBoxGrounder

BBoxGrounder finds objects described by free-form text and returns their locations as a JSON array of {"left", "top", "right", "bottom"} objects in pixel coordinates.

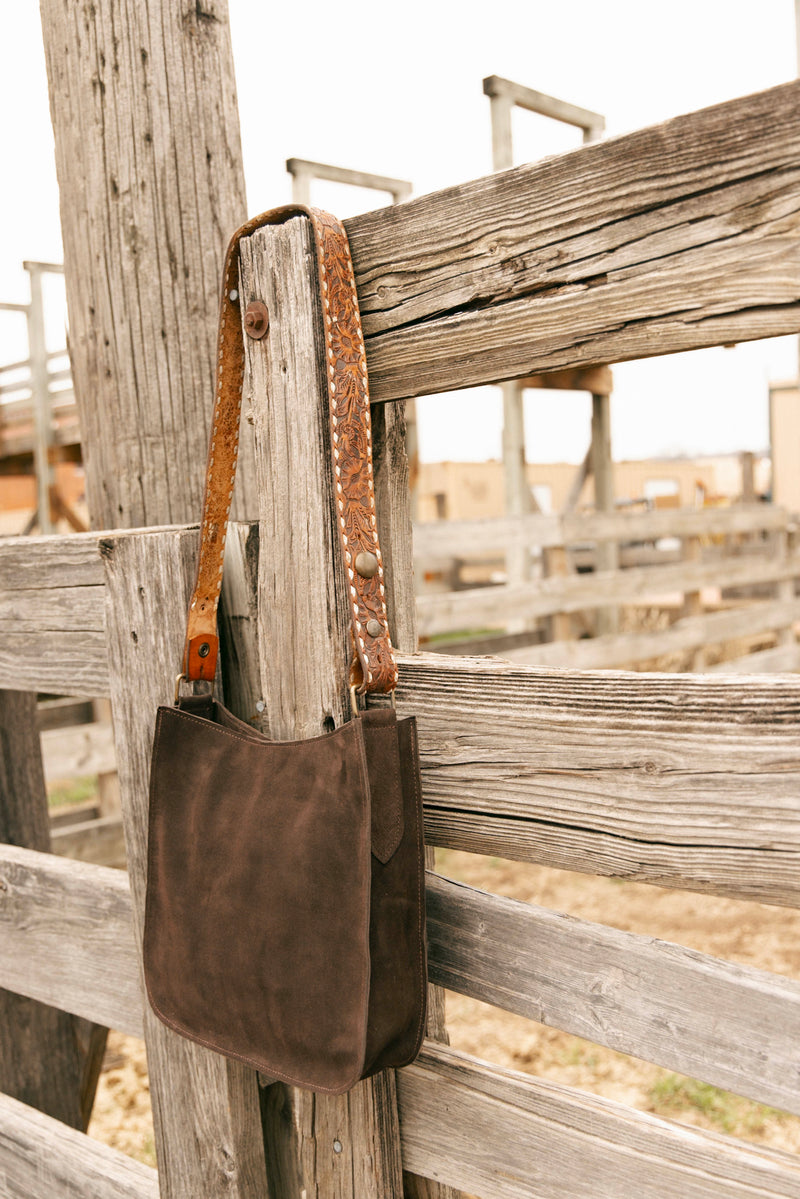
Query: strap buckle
[
  {"left": 174, "top": 673, "right": 214, "bottom": 705},
  {"left": 350, "top": 684, "right": 396, "bottom": 718}
]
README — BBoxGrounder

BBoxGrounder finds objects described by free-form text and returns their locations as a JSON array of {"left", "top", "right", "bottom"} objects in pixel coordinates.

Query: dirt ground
[{"left": 87, "top": 848, "right": 800, "bottom": 1169}]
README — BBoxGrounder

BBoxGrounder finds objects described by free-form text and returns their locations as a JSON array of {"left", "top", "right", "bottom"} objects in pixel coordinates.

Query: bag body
[{"left": 145, "top": 700, "right": 426, "bottom": 1094}]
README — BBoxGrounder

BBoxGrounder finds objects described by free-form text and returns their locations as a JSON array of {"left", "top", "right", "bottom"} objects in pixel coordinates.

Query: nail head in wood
[
  {"left": 244, "top": 300, "right": 269, "bottom": 339},
  {"left": 354, "top": 551, "right": 379, "bottom": 578}
]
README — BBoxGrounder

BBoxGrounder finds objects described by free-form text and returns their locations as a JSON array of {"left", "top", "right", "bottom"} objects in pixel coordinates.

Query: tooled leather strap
[{"left": 182, "top": 205, "right": 398, "bottom": 696}]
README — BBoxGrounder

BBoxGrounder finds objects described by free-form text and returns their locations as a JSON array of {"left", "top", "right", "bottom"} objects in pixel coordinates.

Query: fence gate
[{"left": 2, "top": 34, "right": 800, "bottom": 1199}]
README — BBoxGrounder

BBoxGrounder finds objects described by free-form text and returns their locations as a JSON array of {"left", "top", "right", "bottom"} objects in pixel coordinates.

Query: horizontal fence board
[
  {"left": 0, "top": 630, "right": 110, "bottom": 696},
  {"left": 398, "top": 653, "right": 800, "bottom": 905},
  {"left": 0, "top": 1091, "right": 158, "bottom": 1199},
  {"left": 507, "top": 600, "right": 800, "bottom": 671},
  {"left": 413, "top": 505, "right": 790, "bottom": 559},
  {"left": 427, "top": 874, "right": 800, "bottom": 1115},
  {"left": 6, "top": 840, "right": 797, "bottom": 1123},
  {"left": 41, "top": 720, "right": 116, "bottom": 783},
  {"left": 0, "top": 531, "right": 105, "bottom": 590},
  {"left": 0, "top": 525, "right": 196, "bottom": 696},
  {"left": 416, "top": 553, "right": 800, "bottom": 636},
  {"left": 346, "top": 80, "right": 800, "bottom": 398},
  {"left": 0, "top": 844, "right": 142, "bottom": 1036},
  {"left": 0, "top": 585, "right": 105, "bottom": 633},
  {"left": 398, "top": 1044, "right": 800, "bottom": 1199},
  {"left": 707, "top": 644, "right": 800, "bottom": 674},
  {"left": 51, "top": 814, "right": 127, "bottom": 869}
]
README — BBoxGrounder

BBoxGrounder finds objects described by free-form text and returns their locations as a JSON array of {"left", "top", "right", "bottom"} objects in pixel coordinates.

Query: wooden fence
[
  {"left": 414, "top": 503, "right": 800, "bottom": 672},
  {"left": 3, "top": 55, "right": 800, "bottom": 1199}
]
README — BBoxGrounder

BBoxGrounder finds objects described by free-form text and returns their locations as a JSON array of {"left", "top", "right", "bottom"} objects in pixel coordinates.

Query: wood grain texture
[
  {"left": 0, "top": 530, "right": 105, "bottom": 588},
  {"left": 239, "top": 218, "right": 404, "bottom": 1199},
  {"left": 0, "top": 1090, "right": 158, "bottom": 1199},
  {"left": 412, "top": 504, "right": 789, "bottom": 558},
  {"left": 0, "top": 844, "right": 141, "bottom": 1036},
  {"left": 398, "top": 653, "right": 800, "bottom": 905},
  {"left": 0, "top": 632, "right": 109, "bottom": 697},
  {"left": 344, "top": 80, "right": 800, "bottom": 399},
  {"left": 416, "top": 552, "right": 800, "bottom": 637},
  {"left": 39, "top": 0, "right": 256, "bottom": 529},
  {"left": 397, "top": 1044, "right": 800, "bottom": 1199},
  {"left": 427, "top": 873, "right": 800, "bottom": 1115},
  {"left": 0, "top": 690, "right": 107, "bottom": 1131},
  {"left": 102, "top": 528, "right": 267, "bottom": 1198}
]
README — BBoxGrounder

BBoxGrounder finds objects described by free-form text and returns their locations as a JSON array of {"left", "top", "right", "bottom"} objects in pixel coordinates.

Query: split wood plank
[
  {"left": 0, "top": 844, "right": 142, "bottom": 1037},
  {"left": 411, "top": 503, "right": 789, "bottom": 559},
  {"left": 0, "top": 690, "right": 107, "bottom": 1131},
  {"left": 39, "top": 0, "right": 256, "bottom": 529},
  {"left": 0, "top": 1090, "right": 158, "bottom": 1199},
  {"left": 426, "top": 873, "right": 800, "bottom": 1116},
  {"left": 398, "top": 652, "right": 800, "bottom": 906},
  {"left": 507, "top": 598, "right": 800, "bottom": 671},
  {"left": 344, "top": 80, "right": 800, "bottom": 399},
  {"left": 102, "top": 527, "right": 267, "bottom": 1199},
  {"left": 416, "top": 551, "right": 800, "bottom": 637},
  {"left": 239, "top": 217, "right": 404, "bottom": 1199},
  {"left": 397, "top": 1044, "right": 800, "bottom": 1199}
]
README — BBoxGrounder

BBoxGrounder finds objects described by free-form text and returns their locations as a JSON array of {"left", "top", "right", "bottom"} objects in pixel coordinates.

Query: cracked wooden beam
[{"left": 344, "top": 79, "right": 800, "bottom": 400}]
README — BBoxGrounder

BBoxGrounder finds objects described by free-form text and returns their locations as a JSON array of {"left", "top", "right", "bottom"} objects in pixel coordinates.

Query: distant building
[{"left": 416, "top": 453, "right": 770, "bottom": 523}]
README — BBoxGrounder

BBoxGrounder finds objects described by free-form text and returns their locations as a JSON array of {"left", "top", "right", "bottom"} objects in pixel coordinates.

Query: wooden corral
[
  {"left": 3, "top": 8, "right": 800, "bottom": 1197},
  {"left": 414, "top": 502, "right": 800, "bottom": 671}
]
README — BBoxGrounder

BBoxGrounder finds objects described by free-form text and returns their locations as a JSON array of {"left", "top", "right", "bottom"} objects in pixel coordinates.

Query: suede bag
[{"left": 143, "top": 206, "right": 427, "bottom": 1094}]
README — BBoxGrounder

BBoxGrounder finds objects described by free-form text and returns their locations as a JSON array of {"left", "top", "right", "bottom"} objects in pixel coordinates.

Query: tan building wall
[
  {"left": 417, "top": 454, "right": 765, "bottom": 523},
  {"left": 770, "top": 382, "right": 800, "bottom": 514}
]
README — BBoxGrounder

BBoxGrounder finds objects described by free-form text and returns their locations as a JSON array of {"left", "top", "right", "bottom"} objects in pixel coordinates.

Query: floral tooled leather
[
  {"left": 309, "top": 209, "right": 398, "bottom": 694},
  {"left": 183, "top": 206, "right": 398, "bottom": 696}
]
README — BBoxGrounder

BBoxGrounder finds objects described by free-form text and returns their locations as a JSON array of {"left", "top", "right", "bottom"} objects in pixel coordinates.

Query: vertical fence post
[
  {"left": 0, "top": 691, "right": 107, "bottom": 1129},
  {"left": 39, "top": 0, "right": 268, "bottom": 1187},
  {"left": 25, "top": 263, "right": 53, "bottom": 535},
  {"left": 591, "top": 390, "right": 619, "bottom": 635}
]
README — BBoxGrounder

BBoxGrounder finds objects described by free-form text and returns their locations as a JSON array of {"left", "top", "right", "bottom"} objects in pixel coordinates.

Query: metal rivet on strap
[
  {"left": 244, "top": 301, "right": 269, "bottom": 339},
  {"left": 354, "top": 551, "right": 379, "bottom": 578},
  {"left": 366, "top": 619, "right": 382, "bottom": 637},
  {"left": 198, "top": 642, "right": 211, "bottom": 658}
]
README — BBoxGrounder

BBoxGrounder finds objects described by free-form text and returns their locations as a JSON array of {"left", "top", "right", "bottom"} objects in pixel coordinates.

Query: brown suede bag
[{"left": 143, "top": 207, "right": 427, "bottom": 1094}]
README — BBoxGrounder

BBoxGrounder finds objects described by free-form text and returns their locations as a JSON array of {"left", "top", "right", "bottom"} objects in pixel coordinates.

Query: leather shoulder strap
[{"left": 182, "top": 205, "right": 398, "bottom": 695}]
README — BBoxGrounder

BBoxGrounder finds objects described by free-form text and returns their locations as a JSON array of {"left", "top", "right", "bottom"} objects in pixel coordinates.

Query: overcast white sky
[{"left": 1, "top": 0, "right": 797, "bottom": 464}]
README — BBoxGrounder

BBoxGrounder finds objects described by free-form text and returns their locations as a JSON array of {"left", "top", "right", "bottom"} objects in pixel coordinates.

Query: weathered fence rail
[
  {"left": 414, "top": 504, "right": 800, "bottom": 671},
  {"left": 3, "top": 64, "right": 800, "bottom": 1199}
]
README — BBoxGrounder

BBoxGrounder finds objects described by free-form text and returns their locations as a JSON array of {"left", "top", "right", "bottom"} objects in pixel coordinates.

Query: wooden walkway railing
[{"left": 3, "top": 58, "right": 800, "bottom": 1199}]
